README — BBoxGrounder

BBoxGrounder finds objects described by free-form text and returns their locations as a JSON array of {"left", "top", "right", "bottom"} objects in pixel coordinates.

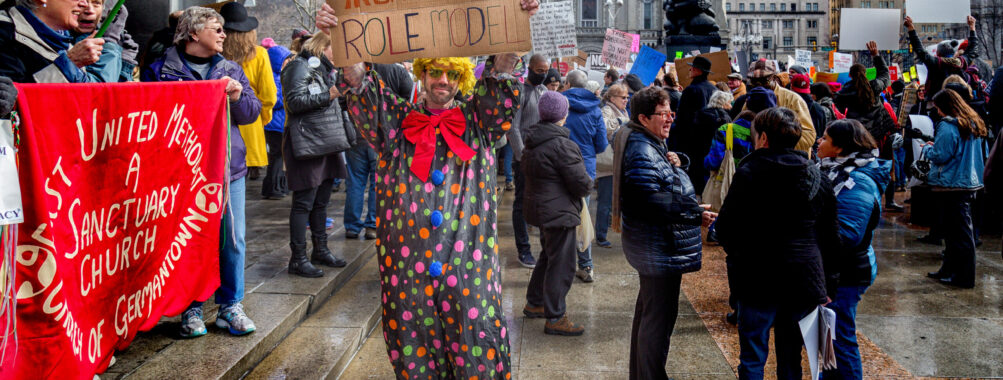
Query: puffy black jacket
[
  {"left": 619, "top": 123, "right": 704, "bottom": 277},
  {"left": 715, "top": 148, "right": 839, "bottom": 306},
  {"left": 522, "top": 121, "right": 593, "bottom": 228}
]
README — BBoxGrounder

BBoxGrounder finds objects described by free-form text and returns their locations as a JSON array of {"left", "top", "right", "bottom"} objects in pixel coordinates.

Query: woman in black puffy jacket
[
  {"left": 613, "top": 87, "right": 715, "bottom": 380},
  {"left": 280, "top": 32, "right": 348, "bottom": 278}
]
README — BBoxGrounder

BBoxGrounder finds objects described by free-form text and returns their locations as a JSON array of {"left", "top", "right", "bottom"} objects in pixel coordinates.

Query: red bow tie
[{"left": 401, "top": 107, "right": 476, "bottom": 182}]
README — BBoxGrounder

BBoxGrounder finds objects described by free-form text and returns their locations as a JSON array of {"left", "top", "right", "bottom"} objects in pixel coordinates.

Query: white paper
[
  {"left": 916, "top": 64, "right": 929, "bottom": 85},
  {"left": 832, "top": 52, "right": 854, "bottom": 73},
  {"left": 839, "top": 8, "right": 901, "bottom": 51},
  {"left": 586, "top": 69, "right": 606, "bottom": 85},
  {"left": 787, "top": 55, "right": 796, "bottom": 70},
  {"left": 709, "top": 47, "right": 722, "bottom": 53},
  {"left": 907, "top": 0, "right": 970, "bottom": 24},
  {"left": 530, "top": 0, "right": 578, "bottom": 59},
  {"left": 0, "top": 119, "right": 23, "bottom": 225},
  {"left": 798, "top": 306, "right": 822, "bottom": 380},
  {"left": 910, "top": 114, "right": 935, "bottom": 159},
  {"left": 795, "top": 49, "right": 813, "bottom": 68}
]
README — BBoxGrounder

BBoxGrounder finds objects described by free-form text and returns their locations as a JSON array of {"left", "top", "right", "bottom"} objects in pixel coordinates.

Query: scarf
[{"left": 818, "top": 150, "right": 877, "bottom": 196}]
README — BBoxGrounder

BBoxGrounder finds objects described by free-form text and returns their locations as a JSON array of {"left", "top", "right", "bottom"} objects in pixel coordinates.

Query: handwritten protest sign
[
  {"left": 1, "top": 81, "right": 230, "bottom": 378},
  {"left": 906, "top": 0, "right": 970, "bottom": 24},
  {"left": 0, "top": 120, "right": 21, "bottom": 225},
  {"left": 326, "top": 0, "right": 533, "bottom": 66},
  {"left": 795, "top": 49, "right": 812, "bottom": 68},
  {"left": 839, "top": 8, "right": 900, "bottom": 51},
  {"left": 628, "top": 45, "right": 668, "bottom": 86},
  {"left": 530, "top": 0, "right": 576, "bottom": 59},
  {"left": 675, "top": 50, "right": 731, "bottom": 88},
  {"left": 832, "top": 52, "right": 853, "bottom": 73},
  {"left": 630, "top": 33, "right": 641, "bottom": 53},
  {"left": 602, "top": 28, "right": 633, "bottom": 69}
]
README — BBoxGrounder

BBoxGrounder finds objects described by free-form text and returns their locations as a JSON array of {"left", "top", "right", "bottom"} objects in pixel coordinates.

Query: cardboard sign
[
  {"left": 906, "top": 0, "right": 970, "bottom": 24},
  {"left": 675, "top": 50, "right": 731, "bottom": 88},
  {"left": 795, "top": 49, "right": 812, "bottom": 68},
  {"left": 326, "top": 0, "right": 533, "bottom": 66},
  {"left": 0, "top": 119, "right": 21, "bottom": 225},
  {"left": 3, "top": 81, "right": 230, "bottom": 377},
  {"left": 832, "top": 52, "right": 853, "bottom": 73},
  {"left": 838, "top": 8, "right": 900, "bottom": 51},
  {"left": 628, "top": 45, "right": 667, "bottom": 86},
  {"left": 561, "top": 49, "right": 588, "bottom": 68},
  {"left": 602, "top": 28, "right": 633, "bottom": 69},
  {"left": 530, "top": 0, "right": 577, "bottom": 59}
]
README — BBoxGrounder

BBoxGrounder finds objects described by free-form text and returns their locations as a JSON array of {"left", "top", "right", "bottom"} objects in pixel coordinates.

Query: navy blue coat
[{"left": 619, "top": 123, "right": 704, "bottom": 277}]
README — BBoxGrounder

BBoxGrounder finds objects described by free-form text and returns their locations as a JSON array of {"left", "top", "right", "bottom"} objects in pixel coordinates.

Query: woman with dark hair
[
  {"left": 817, "top": 119, "right": 891, "bottom": 379},
  {"left": 924, "top": 89, "right": 987, "bottom": 288},
  {"left": 662, "top": 72, "right": 682, "bottom": 112}
]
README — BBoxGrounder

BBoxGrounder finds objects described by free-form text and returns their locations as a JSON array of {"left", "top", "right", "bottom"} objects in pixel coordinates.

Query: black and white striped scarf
[{"left": 818, "top": 150, "right": 878, "bottom": 196}]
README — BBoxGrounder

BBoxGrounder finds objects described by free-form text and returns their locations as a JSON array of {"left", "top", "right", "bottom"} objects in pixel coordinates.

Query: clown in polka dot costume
[{"left": 341, "top": 55, "right": 521, "bottom": 379}]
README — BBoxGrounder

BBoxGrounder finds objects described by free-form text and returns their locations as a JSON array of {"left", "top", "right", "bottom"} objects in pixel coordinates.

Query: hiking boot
[
  {"left": 312, "top": 235, "right": 347, "bottom": 268},
  {"left": 523, "top": 304, "right": 545, "bottom": 319},
  {"left": 504, "top": 181, "right": 515, "bottom": 191},
  {"left": 544, "top": 315, "right": 584, "bottom": 336},
  {"left": 179, "top": 307, "right": 207, "bottom": 338},
  {"left": 364, "top": 228, "right": 378, "bottom": 240},
  {"left": 346, "top": 230, "right": 360, "bottom": 239},
  {"left": 576, "top": 267, "right": 594, "bottom": 283},
  {"left": 215, "top": 303, "right": 256, "bottom": 335},
  {"left": 289, "top": 242, "right": 324, "bottom": 277},
  {"left": 518, "top": 253, "right": 537, "bottom": 269}
]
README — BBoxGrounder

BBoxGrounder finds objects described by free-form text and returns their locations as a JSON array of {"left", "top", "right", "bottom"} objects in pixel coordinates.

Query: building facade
[
  {"left": 725, "top": 0, "right": 831, "bottom": 66},
  {"left": 573, "top": 0, "right": 667, "bottom": 70}
]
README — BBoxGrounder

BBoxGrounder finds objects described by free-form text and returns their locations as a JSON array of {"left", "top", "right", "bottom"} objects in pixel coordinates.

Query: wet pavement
[{"left": 343, "top": 189, "right": 1003, "bottom": 379}]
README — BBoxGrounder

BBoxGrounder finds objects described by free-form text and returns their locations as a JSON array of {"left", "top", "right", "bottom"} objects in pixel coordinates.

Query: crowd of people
[{"left": 2, "top": 0, "right": 1003, "bottom": 379}]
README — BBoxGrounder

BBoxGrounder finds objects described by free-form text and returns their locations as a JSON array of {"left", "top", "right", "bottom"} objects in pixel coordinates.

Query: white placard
[
  {"left": 787, "top": 55, "right": 796, "bottom": 70},
  {"left": 0, "top": 119, "right": 23, "bottom": 225},
  {"left": 795, "top": 49, "right": 813, "bottom": 67},
  {"left": 915, "top": 64, "right": 929, "bottom": 85},
  {"left": 839, "top": 8, "right": 901, "bottom": 51},
  {"left": 907, "top": 0, "right": 970, "bottom": 24},
  {"left": 530, "top": 0, "right": 578, "bottom": 59},
  {"left": 832, "top": 52, "right": 853, "bottom": 73}
]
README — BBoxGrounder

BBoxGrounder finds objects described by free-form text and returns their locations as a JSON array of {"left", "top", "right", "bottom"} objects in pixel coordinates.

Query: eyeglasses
[
  {"left": 615, "top": 95, "right": 629, "bottom": 100},
  {"left": 426, "top": 68, "right": 462, "bottom": 81},
  {"left": 651, "top": 110, "right": 674, "bottom": 119}
]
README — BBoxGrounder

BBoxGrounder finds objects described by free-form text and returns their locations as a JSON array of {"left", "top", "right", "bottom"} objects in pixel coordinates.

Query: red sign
[
  {"left": 551, "top": 61, "right": 570, "bottom": 76},
  {"left": 1, "top": 81, "right": 231, "bottom": 379},
  {"left": 889, "top": 65, "right": 899, "bottom": 81}
]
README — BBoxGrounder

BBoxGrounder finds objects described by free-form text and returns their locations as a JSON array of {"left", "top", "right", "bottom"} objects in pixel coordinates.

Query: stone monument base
[{"left": 662, "top": 35, "right": 726, "bottom": 62}]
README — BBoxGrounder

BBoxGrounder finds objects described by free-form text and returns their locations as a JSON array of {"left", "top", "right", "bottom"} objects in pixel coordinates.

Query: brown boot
[
  {"left": 544, "top": 315, "right": 584, "bottom": 336},
  {"left": 523, "top": 304, "right": 544, "bottom": 319}
]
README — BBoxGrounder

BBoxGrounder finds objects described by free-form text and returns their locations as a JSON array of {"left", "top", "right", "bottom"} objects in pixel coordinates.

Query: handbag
[
  {"left": 701, "top": 123, "right": 736, "bottom": 212},
  {"left": 909, "top": 148, "right": 932, "bottom": 182},
  {"left": 288, "top": 98, "right": 354, "bottom": 160},
  {"left": 576, "top": 197, "right": 595, "bottom": 253}
]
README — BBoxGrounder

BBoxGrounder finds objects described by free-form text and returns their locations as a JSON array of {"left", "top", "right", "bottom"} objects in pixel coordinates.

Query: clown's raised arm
[
  {"left": 462, "top": 54, "right": 523, "bottom": 145},
  {"left": 340, "top": 63, "right": 415, "bottom": 151}
]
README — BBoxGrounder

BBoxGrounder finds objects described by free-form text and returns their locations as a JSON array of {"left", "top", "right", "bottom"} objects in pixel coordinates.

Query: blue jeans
[
  {"left": 595, "top": 176, "right": 613, "bottom": 242},
  {"left": 578, "top": 195, "right": 593, "bottom": 269},
  {"left": 193, "top": 176, "right": 246, "bottom": 308},
  {"left": 822, "top": 286, "right": 868, "bottom": 380},
  {"left": 893, "top": 146, "right": 906, "bottom": 188},
  {"left": 344, "top": 143, "right": 378, "bottom": 234},
  {"left": 737, "top": 301, "right": 812, "bottom": 380},
  {"left": 500, "top": 144, "right": 513, "bottom": 182}
]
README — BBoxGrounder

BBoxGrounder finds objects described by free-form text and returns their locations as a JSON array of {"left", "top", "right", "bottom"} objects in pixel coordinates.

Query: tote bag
[
  {"left": 702, "top": 123, "right": 736, "bottom": 212},
  {"left": 576, "top": 198, "right": 595, "bottom": 252}
]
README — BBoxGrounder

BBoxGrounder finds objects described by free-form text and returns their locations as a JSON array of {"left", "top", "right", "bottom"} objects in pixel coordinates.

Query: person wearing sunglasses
[{"left": 143, "top": 6, "right": 262, "bottom": 339}]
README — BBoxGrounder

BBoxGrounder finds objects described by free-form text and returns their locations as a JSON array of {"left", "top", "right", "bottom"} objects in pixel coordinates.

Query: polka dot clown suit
[{"left": 343, "top": 59, "right": 521, "bottom": 379}]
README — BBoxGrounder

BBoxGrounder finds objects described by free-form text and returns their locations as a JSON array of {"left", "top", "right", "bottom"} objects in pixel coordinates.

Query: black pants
[
  {"left": 512, "top": 161, "right": 532, "bottom": 257},
  {"left": 262, "top": 131, "right": 288, "bottom": 197},
  {"left": 289, "top": 179, "right": 334, "bottom": 249},
  {"left": 879, "top": 138, "right": 897, "bottom": 206},
  {"left": 937, "top": 190, "right": 977, "bottom": 286},
  {"left": 526, "top": 226, "right": 576, "bottom": 318},
  {"left": 629, "top": 274, "right": 682, "bottom": 380}
]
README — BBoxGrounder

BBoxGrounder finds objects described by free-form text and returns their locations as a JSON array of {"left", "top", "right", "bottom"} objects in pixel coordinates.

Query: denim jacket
[{"left": 923, "top": 116, "right": 985, "bottom": 190}]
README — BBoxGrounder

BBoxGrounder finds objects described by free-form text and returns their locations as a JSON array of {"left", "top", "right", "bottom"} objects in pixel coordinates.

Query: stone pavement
[{"left": 103, "top": 177, "right": 1003, "bottom": 379}]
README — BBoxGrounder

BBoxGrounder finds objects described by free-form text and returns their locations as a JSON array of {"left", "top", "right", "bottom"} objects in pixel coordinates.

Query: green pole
[{"left": 95, "top": 0, "right": 126, "bottom": 38}]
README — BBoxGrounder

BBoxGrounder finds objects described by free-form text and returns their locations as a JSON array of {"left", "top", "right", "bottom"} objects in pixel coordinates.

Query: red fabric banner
[{"left": 0, "top": 81, "right": 231, "bottom": 379}]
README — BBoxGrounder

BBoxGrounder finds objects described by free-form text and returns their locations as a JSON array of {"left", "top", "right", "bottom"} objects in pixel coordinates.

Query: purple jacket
[{"left": 141, "top": 46, "right": 260, "bottom": 182}]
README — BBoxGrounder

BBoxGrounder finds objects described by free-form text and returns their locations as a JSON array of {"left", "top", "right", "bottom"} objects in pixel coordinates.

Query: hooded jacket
[
  {"left": 264, "top": 45, "right": 291, "bottom": 133},
  {"left": 521, "top": 121, "right": 593, "bottom": 228},
  {"left": 0, "top": 5, "right": 92, "bottom": 83},
  {"left": 716, "top": 148, "right": 839, "bottom": 306},
  {"left": 832, "top": 159, "right": 892, "bottom": 286},
  {"left": 909, "top": 29, "right": 980, "bottom": 97},
  {"left": 143, "top": 46, "right": 261, "bottom": 182},
  {"left": 923, "top": 116, "right": 985, "bottom": 190},
  {"left": 564, "top": 87, "right": 609, "bottom": 179}
]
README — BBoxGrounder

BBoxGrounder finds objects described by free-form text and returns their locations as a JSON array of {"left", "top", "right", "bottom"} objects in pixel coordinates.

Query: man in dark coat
[
  {"left": 904, "top": 15, "right": 980, "bottom": 99},
  {"left": 511, "top": 54, "right": 549, "bottom": 268},
  {"left": 522, "top": 91, "right": 593, "bottom": 336},
  {"left": 669, "top": 56, "right": 718, "bottom": 178},
  {"left": 990, "top": 63, "right": 1003, "bottom": 136},
  {"left": 715, "top": 107, "right": 839, "bottom": 380}
]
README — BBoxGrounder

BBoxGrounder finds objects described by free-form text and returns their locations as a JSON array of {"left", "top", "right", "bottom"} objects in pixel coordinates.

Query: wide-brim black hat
[
  {"left": 220, "top": 2, "right": 258, "bottom": 32},
  {"left": 687, "top": 56, "right": 713, "bottom": 74}
]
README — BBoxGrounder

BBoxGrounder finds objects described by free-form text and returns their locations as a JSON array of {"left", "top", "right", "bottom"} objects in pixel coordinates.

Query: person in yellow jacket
[
  {"left": 734, "top": 60, "right": 816, "bottom": 155},
  {"left": 220, "top": 2, "right": 276, "bottom": 177}
]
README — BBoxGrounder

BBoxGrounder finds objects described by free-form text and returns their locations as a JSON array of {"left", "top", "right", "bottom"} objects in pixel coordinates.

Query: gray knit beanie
[
  {"left": 937, "top": 40, "right": 959, "bottom": 58},
  {"left": 538, "top": 91, "right": 569, "bottom": 123}
]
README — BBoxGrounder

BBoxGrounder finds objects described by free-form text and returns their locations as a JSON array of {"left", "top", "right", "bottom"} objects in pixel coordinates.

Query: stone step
[
  {"left": 103, "top": 223, "right": 377, "bottom": 380},
  {"left": 244, "top": 256, "right": 382, "bottom": 380}
]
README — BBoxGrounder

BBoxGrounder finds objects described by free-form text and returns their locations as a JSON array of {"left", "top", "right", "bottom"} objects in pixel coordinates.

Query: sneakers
[
  {"left": 544, "top": 315, "right": 584, "bottom": 336},
  {"left": 518, "top": 253, "right": 537, "bottom": 268},
  {"left": 216, "top": 303, "right": 256, "bottom": 336},
  {"left": 595, "top": 240, "right": 612, "bottom": 248},
  {"left": 523, "top": 304, "right": 545, "bottom": 318},
  {"left": 885, "top": 202, "right": 905, "bottom": 212},
  {"left": 504, "top": 181, "right": 515, "bottom": 191},
  {"left": 179, "top": 307, "right": 207, "bottom": 338},
  {"left": 576, "top": 267, "right": 594, "bottom": 283}
]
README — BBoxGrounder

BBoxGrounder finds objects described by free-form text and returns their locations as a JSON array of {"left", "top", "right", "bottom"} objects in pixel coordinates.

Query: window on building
[
  {"left": 862, "top": 1, "right": 871, "bottom": 7},
  {"left": 771, "top": 3, "right": 776, "bottom": 11},
  {"left": 727, "top": 2, "right": 731, "bottom": 11},
  {"left": 762, "top": 20, "right": 773, "bottom": 28},
  {"left": 813, "top": 3, "right": 819, "bottom": 10},
  {"left": 763, "top": 37, "right": 773, "bottom": 49},
  {"left": 783, "top": 20, "right": 795, "bottom": 28},
  {"left": 807, "top": 36, "right": 817, "bottom": 47},
  {"left": 643, "top": 0, "right": 652, "bottom": 29},
  {"left": 791, "top": 3, "right": 796, "bottom": 11},
  {"left": 581, "top": 0, "right": 597, "bottom": 27},
  {"left": 784, "top": 36, "right": 793, "bottom": 46},
  {"left": 781, "top": 3, "right": 786, "bottom": 11},
  {"left": 739, "top": 3, "right": 745, "bottom": 11},
  {"left": 760, "top": 3, "right": 766, "bottom": 11},
  {"left": 807, "top": 20, "right": 817, "bottom": 28}
]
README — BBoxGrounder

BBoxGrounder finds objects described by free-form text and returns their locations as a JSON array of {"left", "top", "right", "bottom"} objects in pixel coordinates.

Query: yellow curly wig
[{"left": 412, "top": 57, "right": 476, "bottom": 96}]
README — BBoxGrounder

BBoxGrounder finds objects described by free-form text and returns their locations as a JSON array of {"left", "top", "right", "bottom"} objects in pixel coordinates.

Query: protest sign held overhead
[
  {"left": 1, "top": 81, "right": 231, "bottom": 378},
  {"left": 602, "top": 28, "right": 633, "bottom": 69},
  {"left": 832, "top": 52, "right": 853, "bottom": 73},
  {"left": 530, "top": 0, "right": 576, "bottom": 59},
  {"left": 628, "top": 45, "right": 668, "bottom": 86},
  {"left": 674, "top": 50, "right": 731, "bottom": 88},
  {"left": 839, "top": 8, "right": 900, "bottom": 51},
  {"left": 325, "top": 0, "right": 533, "bottom": 66},
  {"left": 906, "top": 0, "right": 971, "bottom": 24}
]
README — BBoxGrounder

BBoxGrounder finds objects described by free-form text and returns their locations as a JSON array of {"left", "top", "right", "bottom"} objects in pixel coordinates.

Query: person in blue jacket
[
  {"left": 817, "top": 119, "right": 891, "bottom": 380},
  {"left": 923, "top": 89, "right": 987, "bottom": 289},
  {"left": 563, "top": 69, "right": 608, "bottom": 282},
  {"left": 261, "top": 41, "right": 291, "bottom": 199}
]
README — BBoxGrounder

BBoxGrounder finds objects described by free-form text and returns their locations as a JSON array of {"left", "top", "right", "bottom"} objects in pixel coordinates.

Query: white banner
[
  {"left": 0, "top": 119, "right": 23, "bottom": 225},
  {"left": 530, "top": 0, "right": 578, "bottom": 59},
  {"left": 839, "top": 8, "right": 901, "bottom": 51},
  {"left": 906, "top": 0, "right": 970, "bottom": 24}
]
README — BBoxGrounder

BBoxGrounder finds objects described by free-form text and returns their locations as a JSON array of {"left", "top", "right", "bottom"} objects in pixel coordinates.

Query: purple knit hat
[{"left": 538, "top": 91, "right": 569, "bottom": 123}]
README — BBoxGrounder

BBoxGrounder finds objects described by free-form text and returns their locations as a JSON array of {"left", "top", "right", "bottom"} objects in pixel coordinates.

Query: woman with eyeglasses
[
  {"left": 142, "top": 6, "right": 262, "bottom": 339},
  {"left": 1, "top": 0, "right": 106, "bottom": 83},
  {"left": 594, "top": 83, "right": 630, "bottom": 248}
]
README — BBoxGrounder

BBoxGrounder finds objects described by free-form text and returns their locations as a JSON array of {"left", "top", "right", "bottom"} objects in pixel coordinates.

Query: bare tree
[
  {"left": 974, "top": 0, "right": 1003, "bottom": 66},
  {"left": 292, "top": 0, "right": 321, "bottom": 35}
]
